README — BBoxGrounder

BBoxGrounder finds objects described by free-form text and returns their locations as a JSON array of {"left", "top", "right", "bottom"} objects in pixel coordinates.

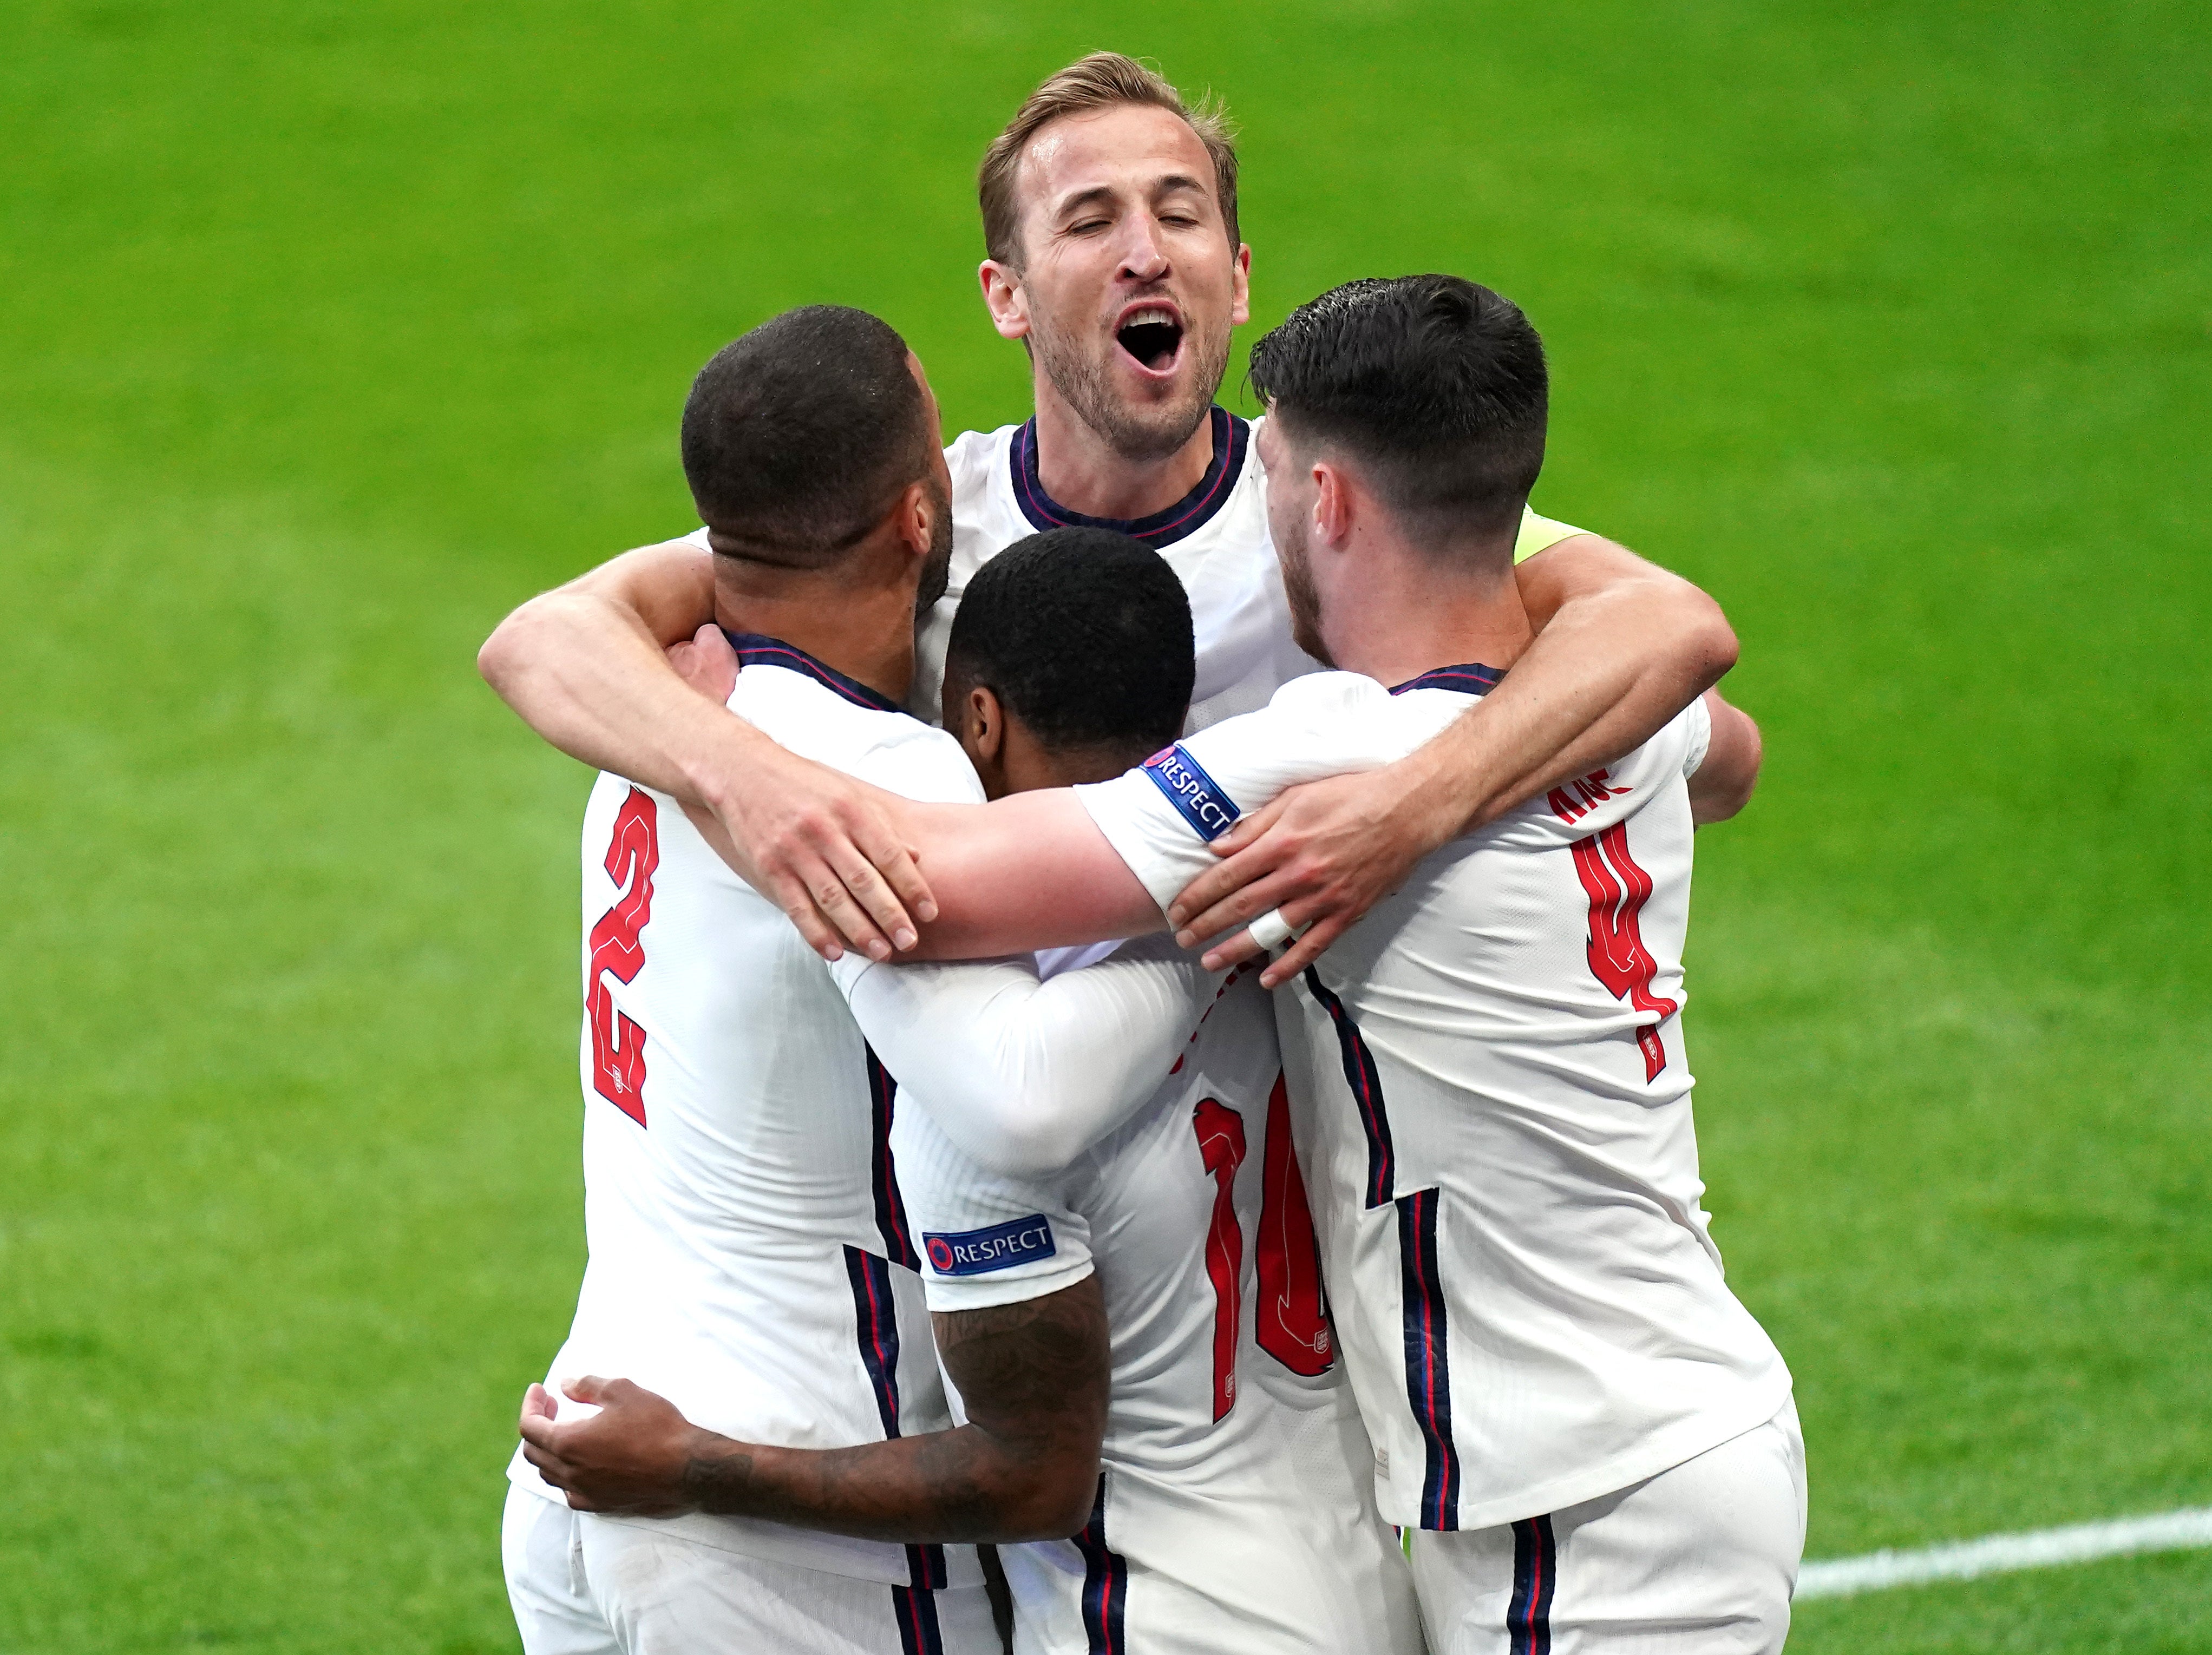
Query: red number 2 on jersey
[
  {"left": 1569, "top": 820, "right": 1678, "bottom": 1081},
  {"left": 587, "top": 787, "right": 659, "bottom": 1126}
]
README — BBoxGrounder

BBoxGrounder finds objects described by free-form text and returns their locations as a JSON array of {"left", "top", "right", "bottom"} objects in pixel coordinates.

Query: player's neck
[
  {"left": 1030, "top": 374, "right": 1215, "bottom": 522},
  {"left": 1323, "top": 542, "right": 1533, "bottom": 688},
  {"left": 712, "top": 560, "right": 919, "bottom": 706}
]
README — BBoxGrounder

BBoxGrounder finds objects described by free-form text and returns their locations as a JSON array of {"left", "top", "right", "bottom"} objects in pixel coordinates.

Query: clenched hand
[
  {"left": 665, "top": 624, "right": 938, "bottom": 965},
  {"left": 518, "top": 1376, "right": 712, "bottom": 1516}
]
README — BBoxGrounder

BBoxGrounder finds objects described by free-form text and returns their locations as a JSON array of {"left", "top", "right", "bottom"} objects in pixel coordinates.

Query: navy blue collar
[
  {"left": 1390, "top": 662, "right": 1506, "bottom": 697},
  {"left": 1010, "top": 406, "right": 1248, "bottom": 548},
  {"left": 720, "top": 630, "right": 903, "bottom": 714}
]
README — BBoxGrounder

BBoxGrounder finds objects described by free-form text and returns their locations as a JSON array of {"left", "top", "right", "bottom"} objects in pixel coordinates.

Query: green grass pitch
[{"left": 3, "top": 2, "right": 2207, "bottom": 1650}]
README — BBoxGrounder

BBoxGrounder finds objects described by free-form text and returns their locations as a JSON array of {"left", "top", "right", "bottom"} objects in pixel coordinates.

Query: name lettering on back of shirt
[
  {"left": 924, "top": 1215, "right": 1057, "bottom": 1277},
  {"left": 1142, "top": 744, "right": 1241, "bottom": 842},
  {"left": 1547, "top": 768, "right": 1630, "bottom": 825}
]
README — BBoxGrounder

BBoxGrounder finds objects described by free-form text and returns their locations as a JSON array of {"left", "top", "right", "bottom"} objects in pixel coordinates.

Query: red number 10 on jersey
[{"left": 1191, "top": 1075, "right": 1334, "bottom": 1421}]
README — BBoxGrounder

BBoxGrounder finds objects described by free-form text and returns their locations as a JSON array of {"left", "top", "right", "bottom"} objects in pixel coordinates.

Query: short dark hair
[
  {"left": 945, "top": 528, "right": 1194, "bottom": 758},
  {"left": 1247, "top": 275, "right": 1547, "bottom": 546},
  {"left": 978, "top": 52, "right": 1239, "bottom": 270},
  {"left": 680, "top": 305, "right": 935, "bottom": 565}
]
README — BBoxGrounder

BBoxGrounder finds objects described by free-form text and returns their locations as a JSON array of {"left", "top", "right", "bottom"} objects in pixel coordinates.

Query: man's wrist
[
  {"left": 676, "top": 1427, "right": 758, "bottom": 1516},
  {"left": 675, "top": 710, "right": 770, "bottom": 818},
  {"left": 1399, "top": 732, "right": 1487, "bottom": 843}
]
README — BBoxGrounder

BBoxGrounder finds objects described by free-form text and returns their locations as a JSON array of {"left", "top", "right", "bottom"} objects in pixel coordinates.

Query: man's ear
[
  {"left": 1312, "top": 458, "right": 1355, "bottom": 549},
  {"left": 979, "top": 260, "right": 1030, "bottom": 342},
  {"left": 895, "top": 480, "right": 937, "bottom": 559},
  {"left": 964, "top": 684, "right": 1008, "bottom": 767}
]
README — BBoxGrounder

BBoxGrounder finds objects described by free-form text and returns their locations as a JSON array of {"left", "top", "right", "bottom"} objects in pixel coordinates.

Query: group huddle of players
[{"left": 481, "top": 51, "right": 1803, "bottom": 1655}]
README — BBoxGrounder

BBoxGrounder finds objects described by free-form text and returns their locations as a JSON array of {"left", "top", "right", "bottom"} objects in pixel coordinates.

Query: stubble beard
[
  {"left": 1277, "top": 521, "right": 1335, "bottom": 668},
  {"left": 914, "top": 472, "right": 954, "bottom": 619},
  {"left": 1032, "top": 308, "right": 1231, "bottom": 466}
]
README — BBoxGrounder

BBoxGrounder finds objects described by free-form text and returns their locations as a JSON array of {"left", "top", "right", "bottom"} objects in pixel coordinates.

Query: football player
[
  {"left": 476, "top": 52, "right": 1744, "bottom": 992},
  {"left": 524, "top": 529, "right": 1425, "bottom": 1653}
]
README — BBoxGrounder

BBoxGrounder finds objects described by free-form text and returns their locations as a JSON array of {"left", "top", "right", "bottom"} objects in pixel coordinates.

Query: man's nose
[{"left": 1115, "top": 219, "right": 1171, "bottom": 284}]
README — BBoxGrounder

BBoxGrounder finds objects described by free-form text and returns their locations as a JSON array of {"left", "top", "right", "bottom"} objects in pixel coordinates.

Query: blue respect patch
[
  {"left": 1141, "top": 744, "right": 1241, "bottom": 843},
  {"left": 923, "top": 1214, "right": 1057, "bottom": 1278}
]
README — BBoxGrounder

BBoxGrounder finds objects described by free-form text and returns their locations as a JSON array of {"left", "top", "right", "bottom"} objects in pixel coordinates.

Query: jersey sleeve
[
  {"left": 1071, "top": 672, "right": 1412, "bottom": 912},
  {"left": 892, "top": 1096, "right": 1093, "bottom": 1312},
  {"left": 1680, "top": 693, "right": 1714, "bottom": 778},
  {"left": 1514, "top": 505, "right": 1587, "bottom": 564},
  {"left": 832, "top": 934, "right": 1214, "bottom": 1177},
  {"left": 849, "top": 724, "right": 990, "bottom": 806}
]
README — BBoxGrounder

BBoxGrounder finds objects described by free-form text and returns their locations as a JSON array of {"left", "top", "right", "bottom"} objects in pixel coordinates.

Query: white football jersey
[
  {"left": 682, "top": 412, "right": 1585, "bottom": 737},
  {"left": 507, "top": 636, "right": 988, "bottom": 1594},
  {"left": 1077, "top": 670, "right": 1792, "bottom": 1533},
  {"left": 887, "top": 956, "right": 1424, "bottom": 1655}
]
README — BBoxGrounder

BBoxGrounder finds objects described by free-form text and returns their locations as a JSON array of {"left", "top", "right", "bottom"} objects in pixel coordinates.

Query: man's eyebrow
[
  {"left": 1049, "top": 173, "right": 1212, "bottom": 222},
  {"left": 1146, "top": 172, "right": 1210, "bottom": 202},
  {"left": 1049, "top": 185, "right": 1120, "bottom": 221}
]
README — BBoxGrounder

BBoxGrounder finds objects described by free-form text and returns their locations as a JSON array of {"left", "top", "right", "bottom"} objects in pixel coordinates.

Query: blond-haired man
[{"left": 477, "top": 52, "right": 1744, "bottom": 990}]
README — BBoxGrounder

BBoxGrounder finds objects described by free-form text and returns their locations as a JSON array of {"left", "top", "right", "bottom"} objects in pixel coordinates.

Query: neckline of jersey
[
  {"left": 1390, "top": 662, "right": 1506, "bottom": 697},
  {"left": 1009, "top": 406, "right": 1248, "bottom": 548},
  {"left": 720, "top": 630, "right": 905, "bottom": 714}
]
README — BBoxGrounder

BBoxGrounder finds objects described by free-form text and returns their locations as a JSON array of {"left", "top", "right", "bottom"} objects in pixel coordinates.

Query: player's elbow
[
  {"left": 1672, "top": 583, "right": 1739, "bottom": 693},
  {"left": 993, "top": 1459, "right": 1102, "bottom": 1541},
  {"left": 477, "top": 593, "right": 555, "bottom": 700},
  {"left": 971, "top": 1110, "right": 1088, "bottom": 1181},
  {"left": 1691, "top": 713, "right": 1762, "bottom": 826}
]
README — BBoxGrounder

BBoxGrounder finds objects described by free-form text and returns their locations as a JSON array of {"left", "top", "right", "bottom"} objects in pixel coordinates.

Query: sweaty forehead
[{"left": 1017, "top": 103, "right": 1216, "bottom": 215}]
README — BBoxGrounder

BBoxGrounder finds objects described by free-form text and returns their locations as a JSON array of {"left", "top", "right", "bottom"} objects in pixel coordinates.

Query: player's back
[
  {"left": 1079, "top": 669, "right": 1792, "bottom": 1537},
  {"left": 1279, "top": 673, "right": 1792, "bottom": 1532},
  {"left": 518, "top": 637, "right": 987, "bottom": 1584},
  {"left": 899, "top": 957, "right": 1423, "bottom": 1654}
]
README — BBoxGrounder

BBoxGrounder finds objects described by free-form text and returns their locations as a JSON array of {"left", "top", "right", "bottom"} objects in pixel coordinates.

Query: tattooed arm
[{"left": 518, "top": 1274, "right": 1110, "bottom": 1542}]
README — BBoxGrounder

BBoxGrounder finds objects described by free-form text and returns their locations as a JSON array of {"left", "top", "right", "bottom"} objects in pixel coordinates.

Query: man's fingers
[
  {"left": 762, "top": 866, "right": 849, "bottom": 963},
  {"left": 804, "top": 863, "right": 896, "bottom": 962},
  {"left": 564, "top": 1375, "right": 614, "bottom": 1405},
  {"left": 519, "top": 1414, "right": 559, "bottom": 1452},
  {"left": 1197, "top": 889, "right": 1321, "bottom": 971},
  {"left": 522, "top": 1383, "right": 557, "bottom": 1424},
  {"left": 844, "top": 813, "right": 938, "bottom": 929},
  {"left": 828, "top": 853, "right": 919, "bottom": 954},
  {"left": 1176, "top": 866, "right": 1304, "bottom": 951},
  {"left": 1168, "top": 800, "right": 1290, "bottom": 927},
  {"left": 693, "top": 623, "right": 738, "bottom": 701},
  {"left": 1197, "top": 928, "right": 1265, "bottom": 970},
  {"left": 1260, "top": 911, "right": 1352, "bottom": 990}
]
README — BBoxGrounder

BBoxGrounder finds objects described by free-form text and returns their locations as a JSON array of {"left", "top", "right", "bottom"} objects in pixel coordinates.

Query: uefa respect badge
[
  {"left": 922, "top": 1214, "right": 1057, "bottom": 1277},
  {"left": 1141, "top": 743, "right": 1241, "bottom": 842}
]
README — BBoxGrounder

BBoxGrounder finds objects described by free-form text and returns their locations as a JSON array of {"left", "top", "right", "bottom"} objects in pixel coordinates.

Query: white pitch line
[{"left": 1797, "top": 1507, "right": 2212, "bottom": 1600}]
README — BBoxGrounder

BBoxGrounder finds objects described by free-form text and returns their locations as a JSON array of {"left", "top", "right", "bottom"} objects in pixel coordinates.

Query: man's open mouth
[{"left": 1116, "top": 305, "right": 1184, "bottom": 372}]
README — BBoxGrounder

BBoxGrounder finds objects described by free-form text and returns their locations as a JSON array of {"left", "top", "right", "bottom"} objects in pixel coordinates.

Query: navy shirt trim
[
  {"left": 1009, "top": 406, "right": 1248, "bottom": 548},
  {"left": 721, "top": 631, "right": 904, "bottom": 714},
  {"left": 1390, "top": 662, "right": 1506, "bottom": 698}
]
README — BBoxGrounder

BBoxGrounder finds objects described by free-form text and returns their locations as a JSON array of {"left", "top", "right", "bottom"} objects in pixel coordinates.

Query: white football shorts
[
  {"left": 1408, "top": 1398, "right": 1807, "bottom": 1655},
  {"left": 502, "top": 1483, "right": 999, "bottom": 1655}
]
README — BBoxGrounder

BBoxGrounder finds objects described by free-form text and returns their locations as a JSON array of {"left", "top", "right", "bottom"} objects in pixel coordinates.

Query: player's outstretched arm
[
  {"left": 518, "top": 1276, "right": 1110, "bottom": 1543},
  {"left": 1171, "top": 534, "right": 1743, "bottom": 986},
  {"left": 839, "top": 940, "right": 1213, "bottom": 1177},
  {"left": 477, "top": 543, "right": 937, "bottom": 963}
]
